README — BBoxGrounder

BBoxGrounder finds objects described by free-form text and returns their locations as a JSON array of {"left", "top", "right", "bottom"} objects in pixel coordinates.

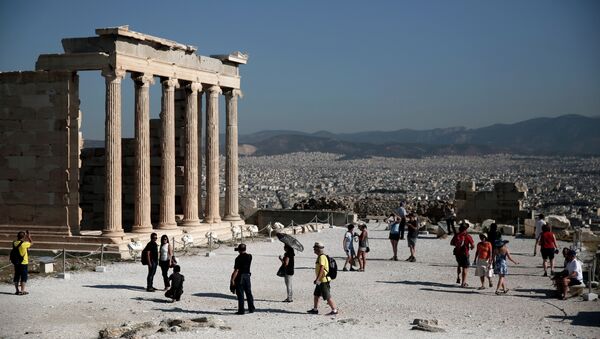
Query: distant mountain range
[
  {"left": 238, "top": 115, "right": 600, "bottom": 157},
  {"left": 84, "top": 114, "right": 600, "bottom": 157}
]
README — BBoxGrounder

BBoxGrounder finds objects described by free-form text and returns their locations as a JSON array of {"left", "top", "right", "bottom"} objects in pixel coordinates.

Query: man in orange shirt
[
  {"left": 473, "top": 233, "right": 493, "bottom": 289},
  {"left": 12, "top": 230, "right": 33, "bottom": 295}
]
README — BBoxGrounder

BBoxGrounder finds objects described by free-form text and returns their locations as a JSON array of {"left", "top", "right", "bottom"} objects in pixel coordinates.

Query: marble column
[
  {"left": 224, "top": 89, "right": 242, "bottom": 221},
  {"left": 101, "top": 68, "right": 126, "bottom": 237},
  {"left": 205, "top": 85, "right": 222, "bottom": 224},
  {"left": 131, "top": 73, "right": 154, "bottom": 233},
  {"left": 197, "top": 88, "right": 204, "bottom": 219},
  {"left": 158, "top": 78, "right": 179, "bottom": 229},
  {"left": 181, "top": 82, "right": 202, "bottom": 226}
]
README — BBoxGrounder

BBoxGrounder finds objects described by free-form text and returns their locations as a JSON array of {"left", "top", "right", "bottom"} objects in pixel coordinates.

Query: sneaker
[
  {"left": 326, "top": 309, "right": 338, "bottom": 316},
  {"left": 235, "top": 311, "right": 245, "bottom": 315},
  {"left": 146, "top": 287, "right": 156, "bottom": 292},
  {"left": 248, "top": 308, "right": 255, "bottom": 313},
  {"left": 307, "top": 309, "right": 319, "bottom": 314}
]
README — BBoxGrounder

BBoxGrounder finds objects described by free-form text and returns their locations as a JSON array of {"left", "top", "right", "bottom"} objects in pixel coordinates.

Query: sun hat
[
  {"left": 234, "top": 243, "right": 247, "bottom": 252},
  {"left": 313, "top": 242, "right": 324, "bottom": 249}
]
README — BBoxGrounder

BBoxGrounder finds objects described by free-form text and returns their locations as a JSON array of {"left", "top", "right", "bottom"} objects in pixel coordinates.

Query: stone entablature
[{"left": 1, "top": 26, "right": 247, "bottom": 244}]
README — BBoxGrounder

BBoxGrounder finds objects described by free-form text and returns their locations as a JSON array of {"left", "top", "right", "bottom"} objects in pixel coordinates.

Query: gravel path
[{"left": 1, "top": 223, "right": 598, "bottom": 339}]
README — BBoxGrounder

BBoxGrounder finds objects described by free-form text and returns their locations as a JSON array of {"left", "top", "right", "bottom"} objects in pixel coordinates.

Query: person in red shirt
[
  {"left": 473, "top": 233, "right": 493, "bottom": 289},
  {"left": 450, "top": 223, "right": 474, "bottom": 287},
  {"left": 539, "top": 224, "right": 558, "bottom": 277}
]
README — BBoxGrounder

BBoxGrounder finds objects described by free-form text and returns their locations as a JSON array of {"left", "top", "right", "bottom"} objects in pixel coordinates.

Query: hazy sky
[{"left": 1, "top": 1, "right": 599, "bottom": 139}]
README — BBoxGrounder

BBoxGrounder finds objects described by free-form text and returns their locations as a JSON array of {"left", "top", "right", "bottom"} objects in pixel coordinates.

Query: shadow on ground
[
  {"left": 192, "top": 292, "right": 276, "bottom": 302},
  {"left": 84, "top": 284, "right": 145, "bottom": 291},
  {"left": 547, "top": 311, "right": 600, "bottom": 327}
]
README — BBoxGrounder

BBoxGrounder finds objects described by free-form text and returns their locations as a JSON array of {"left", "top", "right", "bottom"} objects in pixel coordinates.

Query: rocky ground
[{"left": 1, "top": 224, "right": 599, "bottom": 339}]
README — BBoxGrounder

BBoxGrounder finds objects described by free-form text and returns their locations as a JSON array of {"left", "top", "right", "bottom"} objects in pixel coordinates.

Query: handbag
[
  {"left": 170, "top": 255, "right": 178, "bottom": 268},
  {"left": 276, "top": 265, "right": 286, "bottom": 277}
]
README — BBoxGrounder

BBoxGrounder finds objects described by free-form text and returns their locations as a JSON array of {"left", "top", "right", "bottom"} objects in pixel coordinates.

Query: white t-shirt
[
  {"left": 535, "top": 219, "right": 546, "bottom": 239},
  {"left": 566, "top": 259, "right": 583, "bottom": 282},
  {"left": 344, "top": 232, "right": 353, "bottom": 250},
  {"left": 160, "top": 244, "right": 170, "bottom": 261},
  {"left": 396, "top": 207, "right": 407, "bottom": 218}
]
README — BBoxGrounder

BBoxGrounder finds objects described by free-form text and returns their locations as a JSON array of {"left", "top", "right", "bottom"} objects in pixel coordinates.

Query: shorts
[
  {"left": 389, "top": 233, "right": 400, "bottom": 241},
  {"left": 541, "top": 248, "right": 555, "bottom": 260},
  {"left": 345, "top": 247, "right": 356, "bottom": 257},
  {"left": 455, "top": 254, "right": 470, "bottom": 268},
  {"left": 407, "top": 237, "right": 417, "bottom": 247},
  {"left": 568, "top": 278, "right": 582, "bottom": 286},
  {"left": 474, "top": 258, "right": 493, "bottom": 278},
  {"left": 358, "top": 247, "right": 368, "bottom": 253},
  {"left": 13, "top": 264, "right": 28, "bottom": 283},
  {"left": 313, "top": 281, "right": 331, "bottom": 300}
]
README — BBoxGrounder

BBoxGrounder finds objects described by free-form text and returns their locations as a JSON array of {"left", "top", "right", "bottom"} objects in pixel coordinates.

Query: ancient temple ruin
[
  {"left": 454, "top": 181, "right": 529, "bottom": 223},
  {"left": 0, "top": 26, "right": 247, "bottom": 255}
]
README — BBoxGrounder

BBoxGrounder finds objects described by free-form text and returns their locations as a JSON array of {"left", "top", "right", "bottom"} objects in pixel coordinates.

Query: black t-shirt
[
  {"left": 169, "top": 272, "right": 184, "bottom": 290},
  {"left": 284, "top": 251, "right": 295, "bottom": 276},
  {"left": 407, "top": 220, "right": 418, "bottom": 238},
  {"left": 234, "top": 253, "right": 252, "bottom": 274},
  {"left": 145, "top": 241, "right": 158, "bottom": 261}
]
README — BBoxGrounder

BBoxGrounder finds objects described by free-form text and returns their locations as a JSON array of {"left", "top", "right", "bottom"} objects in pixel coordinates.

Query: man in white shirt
[
  {"left": 559, "top": 250, "right": 583, "bottom": 300},
  {"left": 395, "top": 202, "right": 407, "bottom": 240},
  {"left": 534, "top": 214, "right": 546, "bottom": 256}
]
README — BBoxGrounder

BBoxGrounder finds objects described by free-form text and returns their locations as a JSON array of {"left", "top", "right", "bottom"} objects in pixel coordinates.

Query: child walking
[{"left": 493, "top": 240, "right": 519, "bottom": 295}]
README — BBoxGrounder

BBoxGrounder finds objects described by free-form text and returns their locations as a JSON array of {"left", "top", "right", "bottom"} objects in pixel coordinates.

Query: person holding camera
[
  {"left": 12, "top": 230, "right": 33, "bottom": 295},
  {"left": 539, "top": 224, "right": 559, "bottom": 277}
]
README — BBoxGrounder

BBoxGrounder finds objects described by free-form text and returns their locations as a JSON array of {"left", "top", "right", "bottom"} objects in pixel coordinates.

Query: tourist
[
  {"left": 487, "top": 223, "right": 501, "bottom": 262},
  {"left": 451, "top": 223, "right": 474, "bottom": 287},
  {"left": 539, "top": 224, "right": 558, "bottom": 277},
  {"left": 342, "top": 224, "right": 356, "bottom": 271},
  {"left": 406, "top": 213, "right": 418, "bottom": 262},
  {"left": 473, "top": 233, "right": 493, "bottom": 289},
  {"left": 165, "top": 265, "right": 184, "bottom": 302},
  {"left": 395, "top": 202, "right": 407, "bottom": 240},
  {"left": 307, "top": 242, "right": 338, "bottom": 315},
  {"left": 534, "top": 213, "right": 547, "bottom": 256},
  {"left": 557, "top": 249, "right": 583, "bottom": 300},
  {"left": 279, "top": 244, "right": 295, "bottom": 302},
  {"left": 143, "top": 233, "right": 159, "bottom": 292},
  {"left": 12, "top": 230, "right": 33, "bottom": 295},
  {"left": 231, "top": 243, "right": 255, "bottom": 314},
  {"left": 388, "top": 214, "right": 400, "bottom": 261},
  {"left": 444, "top": 203, "right": 457, "bottom": 235},
  {"left": 158, "top": 235, "right": 174, "bottom": 290},
  {"left": 493, "top": 240, "right": 519, "bottom": 295},
  {"left": 357, "top": 224, "right": 369, "bottom": 271}
]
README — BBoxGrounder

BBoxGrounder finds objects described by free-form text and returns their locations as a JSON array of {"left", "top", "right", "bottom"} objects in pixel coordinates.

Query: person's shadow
[
  {"left": 131, "top": 296, "right": 170, "bottom": 303},
  {"left": 376, "top": 280, "right": 463, "bottom": 289},
  {"left": 84, "top": 284, "right": 145, "bottom": 291}
]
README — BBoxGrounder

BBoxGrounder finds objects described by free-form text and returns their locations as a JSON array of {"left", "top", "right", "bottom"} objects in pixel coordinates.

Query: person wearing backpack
[
  {"left": 12, "top": 230, "right": 33, "bottom": 295},
  {"left": 307, "top": 242, "right": 338, "bottom": 316},
  {"left": 450, "top": 223, "right": 474, "bottom": 287}
]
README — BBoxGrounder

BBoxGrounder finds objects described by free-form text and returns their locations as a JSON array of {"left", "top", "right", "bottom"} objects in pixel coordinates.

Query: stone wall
[
  {"left": 79, "top": 89, "right": 192, "bottom": 230},
  {"left": 454, "top": 181, "right": 528, "bottom": 223},
  {"left": 0, "top": 71, "right": 80, "bottom": 231}
]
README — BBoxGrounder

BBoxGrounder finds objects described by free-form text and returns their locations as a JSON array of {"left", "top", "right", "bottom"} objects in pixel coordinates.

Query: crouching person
[{"left": 165, "top": 265, "right": 184, "bottom": 302}]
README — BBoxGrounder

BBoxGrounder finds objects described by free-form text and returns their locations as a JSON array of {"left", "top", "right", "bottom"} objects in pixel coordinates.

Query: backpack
[
  {"left": 141, "top": 244, "right": 149, "bottom": 265},
  {"left": 451, "top": 234, "right": 468, "bottom": 256},
  {"left": 321, "top": 255, "right": 338, "bottom": 280},
  {"left": 10, "top": 241, "right": 24, "bottom": 265}
]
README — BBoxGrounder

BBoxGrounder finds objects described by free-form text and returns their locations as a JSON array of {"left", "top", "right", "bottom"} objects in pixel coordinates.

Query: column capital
[
  {"left": 131, "top": 72, "right": 155, "bottom": 86},
  {"left": 101, "top": 68, "right": 126, "bottom": 82},
  {"left": 225, "top": 89, "right": 243, "bottom": 99},
  {"left": 161, "top": 78, "right": 180, "bottom": 90},
  {"left": 187, "top": 82, "right": 203, "bottom": 93},
  {"left": 207, "top": 85, "right": 222, "bottom": 95}
]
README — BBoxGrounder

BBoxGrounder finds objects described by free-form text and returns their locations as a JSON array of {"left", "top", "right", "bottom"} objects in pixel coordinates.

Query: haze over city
[{"left": 1, "top": 0, "right": 599, "bottom": 140}]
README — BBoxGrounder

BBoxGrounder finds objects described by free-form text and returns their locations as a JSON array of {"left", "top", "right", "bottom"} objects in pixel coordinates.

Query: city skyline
[{"left": 1, "top": 0, "right": 599, "bottom": 140}]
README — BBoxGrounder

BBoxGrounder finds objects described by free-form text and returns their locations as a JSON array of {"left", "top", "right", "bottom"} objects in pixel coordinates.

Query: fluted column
[
  {"left": 205, "top": 85, "right": 222, "bottom": 224},
  {"left": 181, "top": 82, "right": 202, "bottom": 226},
  {"left": 224, "top": 89, "right": 242, "bottom": 221},
  {"left": 197, "top": 88, "right": 204, "bottom": 219},
  {"left": 158, "top": 78, "right": 179, "bottom": 229},
  {"left": 131, "top": 73, "right": 154, "bottom": 233},
  {"left": 102, "top": 68, "right": 126, "bottom": 237}
]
